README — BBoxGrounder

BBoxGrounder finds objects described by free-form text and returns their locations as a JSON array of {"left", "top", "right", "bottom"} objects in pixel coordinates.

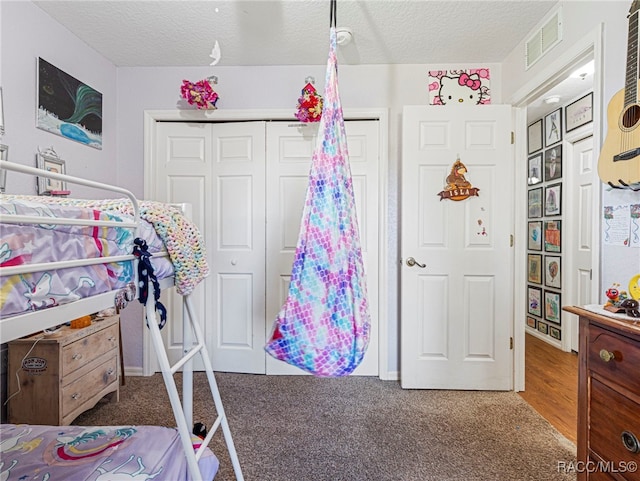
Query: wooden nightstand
[{"left": 7, "top": 315, "right": 120, "bottom": 425}]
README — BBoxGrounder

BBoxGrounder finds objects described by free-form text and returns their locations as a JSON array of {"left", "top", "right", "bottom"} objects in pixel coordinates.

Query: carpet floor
[{"left": 74, "top": 373, "right": 577, "bottom": 481}]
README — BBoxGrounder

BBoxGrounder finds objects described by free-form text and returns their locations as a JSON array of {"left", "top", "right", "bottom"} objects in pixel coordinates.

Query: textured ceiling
[
  {"left": 34, "top": 0, "right": 589, "bottom": 121},
  {"left": 34, "top": 0, "right": 558, "bottom": 67}
]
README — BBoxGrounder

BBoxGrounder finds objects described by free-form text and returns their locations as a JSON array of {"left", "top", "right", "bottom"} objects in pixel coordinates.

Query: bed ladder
[{"left": 144, "top": 289, "right": 244, "bottom": 481}]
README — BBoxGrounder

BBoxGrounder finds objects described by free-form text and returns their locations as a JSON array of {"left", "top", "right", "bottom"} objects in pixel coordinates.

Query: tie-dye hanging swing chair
[{"left": 264, "top": 0, "right": 370, "bottom": 377}]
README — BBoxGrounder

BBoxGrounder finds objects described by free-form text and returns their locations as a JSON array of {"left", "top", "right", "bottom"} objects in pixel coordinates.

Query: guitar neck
[{"left": 625, "top": 3, "right": 640, "bottom": 106}]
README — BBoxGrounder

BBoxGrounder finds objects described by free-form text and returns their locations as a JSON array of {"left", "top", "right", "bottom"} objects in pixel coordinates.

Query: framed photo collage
[{"left": 526, "top": 107, "right": 564, "bottom": 341}]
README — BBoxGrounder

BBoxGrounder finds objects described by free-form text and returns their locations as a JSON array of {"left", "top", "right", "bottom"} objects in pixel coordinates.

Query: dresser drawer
[
  {"left": 61, "top": 354, "right": 118, "bottom": 418},
  {"left": 589, "top": 325, "right": 640, "bottom": 396},
  {"left": 62, "top": 323, "right": 119, "bottom": 377},
  {"left": 586, "top": 469, "right": 616, "bottom": 481},
  {"left": 590, "top": 379, "right": 640, "bottom": 481}
]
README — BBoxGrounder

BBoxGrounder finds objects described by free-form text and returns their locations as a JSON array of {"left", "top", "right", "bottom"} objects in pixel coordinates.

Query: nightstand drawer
[
  {"left": 62, "top": 354, "right": 118, "bottom": 418},
  {"left": 62, "top": 323, "right": 119, "bottom": 377},
  {"left": 590, "top": 379, "right": 640, "bottom": 481},
  {"left": 589, "top": 325, "right": 640, "bottom": 396}
]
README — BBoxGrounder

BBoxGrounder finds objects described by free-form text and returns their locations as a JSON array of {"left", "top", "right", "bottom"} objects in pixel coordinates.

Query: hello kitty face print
[
  {"left": 439, "top": 73, "right": 483, "bottom": 104},
  {"left": 429, "top": 69, "right": 491, "bottom": 105}
]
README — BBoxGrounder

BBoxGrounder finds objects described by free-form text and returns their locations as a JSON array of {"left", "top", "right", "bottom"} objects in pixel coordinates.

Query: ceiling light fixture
[
  {"left": 336, "top": 27, "right": 353, "bottom": 46},
  {"left": 544, "top": 95, "right": 561, "bottom": 104},
  {"left": 570, "top": 60, "right": 595, "bottom": 79}
]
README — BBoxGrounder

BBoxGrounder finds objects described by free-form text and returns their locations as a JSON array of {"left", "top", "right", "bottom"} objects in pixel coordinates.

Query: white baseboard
[
  {"left": 382, "top": 370, "right": 399, "bottom": 381},
  {"left": 124, "top": 366, "right": 145, "bottom": 377}
]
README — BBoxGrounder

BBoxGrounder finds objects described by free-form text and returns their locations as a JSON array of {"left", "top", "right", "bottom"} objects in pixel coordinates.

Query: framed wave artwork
[{"left": 37, "top": 58, "right": 103, "bottom": 150}]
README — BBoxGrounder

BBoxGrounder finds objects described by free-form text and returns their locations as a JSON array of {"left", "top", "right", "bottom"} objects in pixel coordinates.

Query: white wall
[
  {"left": 502, "top": 0, "right": 640, "bottom": 303},
  {"left": 0, "top": 1, "right": 128, "bottom": 367},
  {"left": 0, "top": 1, "right": 117, "bottom": 198}
]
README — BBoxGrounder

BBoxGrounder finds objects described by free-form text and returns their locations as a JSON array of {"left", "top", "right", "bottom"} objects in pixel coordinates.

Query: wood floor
[{"left": 518, "top": 332, "right": 578, "bottom": 444}]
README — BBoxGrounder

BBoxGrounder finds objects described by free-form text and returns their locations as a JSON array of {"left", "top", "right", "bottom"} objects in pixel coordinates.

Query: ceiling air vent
[{"left": 525, "top": 7, "right": 562, "bottom": 70}]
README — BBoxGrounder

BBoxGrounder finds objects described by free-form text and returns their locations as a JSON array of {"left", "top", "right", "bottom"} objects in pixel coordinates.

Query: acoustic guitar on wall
[{"left": 598, "top": 0, "right": 640, "bottom": 190}]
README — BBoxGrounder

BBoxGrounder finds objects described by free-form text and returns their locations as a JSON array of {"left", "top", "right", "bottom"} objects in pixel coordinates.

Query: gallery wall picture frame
[
  {"left": 528, "top": 221, "right": 543, "bottom": 251},
  {"left": 544, "top": 108, "right": 562, "bottom": 147},
  {"left": 528, "top": 285, "right": 542, "bottom": 317},
  {"left": 544, "top": 183, "right": 562, "bottom": 216},
  {"left": 0, "top": 87, "right": 4, "bottom": 135},
  {"left": 544, "top": 290, "right": 561, "bottom": 325},
  {"left": 528, "top": 187, "right": 543, "bottom": 218},
  {"left": 527, "top": 119, "right": 543, "bottom": 154},
  {"left": 526, "top": 316, "right": 537, "bottom": 329},
  {"left": 528, "top": 254, "right": 543, "bottom": 284},
  {"left": 544, "top": 255, "right": 561, "bottom": 289},
  {"left": 36, "top": 148, "right": 67, "bottom": 195},
  {"left": 0, "top": 144, "right": 7, "bottom": 193},
  {"left": 37, "top": 58, "right": 103, "bottom": 150},
  {"left": 537, "top": 320, "right": 549, "bottom": 335},
  {"left": 527, "top": 153, "right": 543, "bottom": 185},
  {"left": 544, "top": 146, "right": 562, "bottom": 182},
  {"left": 543, "top": 220, "right": 562, "bottom": 253},
  {"left": 549, "top": 325, "right": 561, "bottom": 340},
  {"left": 565, "top": 92, "right": 593, "bottom": 132}
]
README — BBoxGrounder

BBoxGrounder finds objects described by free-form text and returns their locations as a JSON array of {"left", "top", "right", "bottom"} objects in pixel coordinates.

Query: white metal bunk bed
[{"left": 0, "top": 160, "right": 244, "bottom": 481}]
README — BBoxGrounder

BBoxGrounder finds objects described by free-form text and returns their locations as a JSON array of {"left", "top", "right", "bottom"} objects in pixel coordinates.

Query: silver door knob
[{"left": 406, "top": 257, "right": 426, "bottom": 268}]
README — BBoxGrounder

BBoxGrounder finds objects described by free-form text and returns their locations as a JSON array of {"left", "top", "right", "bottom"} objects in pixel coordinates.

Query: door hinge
[
  {"left": 511, "top": 131, "right": 515, "bottom": 144},
  {"left": 510, "top": 234, "right": 514, "bottom": 247},
  {"left": 510, "top": 337, "right": 514, "bottom": 350},
  {"left": 590, "top": 269, "right": 593, "bottom": 281}
]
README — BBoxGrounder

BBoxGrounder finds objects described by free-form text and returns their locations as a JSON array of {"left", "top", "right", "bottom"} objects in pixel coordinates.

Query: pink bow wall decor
[{"left": 458, "top": 73, "right": 481, "bottom": 90}]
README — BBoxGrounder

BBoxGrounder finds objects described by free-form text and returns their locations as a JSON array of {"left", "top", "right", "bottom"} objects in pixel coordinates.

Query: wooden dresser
[
  {"left": 566, "top": 306, "right": 640, "bottom": 481},
  {"left": 7, "top": 315, "right": 120, "bottom": 425}
]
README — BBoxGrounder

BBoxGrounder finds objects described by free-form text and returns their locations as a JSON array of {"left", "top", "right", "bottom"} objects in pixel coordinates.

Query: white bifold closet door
[{"left": 153, "top": 120, "right": 379, "bottom": 376}]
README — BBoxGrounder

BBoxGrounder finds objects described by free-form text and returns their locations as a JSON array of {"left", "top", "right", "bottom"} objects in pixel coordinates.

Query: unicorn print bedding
[
  {"left": 0, "top": 424, "right": 219, "bottom": 481},
  {"left": 0, "top": 195, "right": 208, "bottom": 319}
]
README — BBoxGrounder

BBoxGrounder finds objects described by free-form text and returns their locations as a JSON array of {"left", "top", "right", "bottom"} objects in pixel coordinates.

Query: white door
[
  {"left": 154, "top": 122, "right": 212, "bottom": 370},
  {"left": 265, "top": 120, "right": 380, "bottom": 375},
  {"left": 567, "top": 135, "right": 595, "bottom": 352},
  {"left": 154, "top": 122, "right": 266, "bottom": 373},
  {"left": 401, "top": 105, "right": 514, "bottom": 390},
  {"left": 154, "top": 119, "right": 380, "bottom": 375},
  {"left": 209, "top": 122, "right": 267, "bottom": 373}
]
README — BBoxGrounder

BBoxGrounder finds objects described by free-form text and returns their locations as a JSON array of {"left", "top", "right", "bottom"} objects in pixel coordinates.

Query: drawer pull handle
[
  {"left": 72, "top": 353, "right": 83, "bottom": 360},
  {"left": 103, "top": 368, "right": 116, "bottom": 383},
  {"left": 71, "top": 393, "right": 81, "bottom": 400},
  {"left": 622, "top": 431, "right": 640, "bottom": 453},
  {"left": 108, "top": 336, "right": 116, "bottom": 342},
  {"left": 599, "top": 349, "right": 616, "bottom": 362}
]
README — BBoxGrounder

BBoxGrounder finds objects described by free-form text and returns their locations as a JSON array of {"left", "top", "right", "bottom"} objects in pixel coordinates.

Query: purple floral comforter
[
  {"left": 0, "top": 196, "right": 173, "bottom": 318},
  {"left": 0, "top": 424, "right": 219, "bottom": 481}
]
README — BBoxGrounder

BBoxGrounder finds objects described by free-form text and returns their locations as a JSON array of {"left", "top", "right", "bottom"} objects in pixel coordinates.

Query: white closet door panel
[
  {"left": 154, "top": 119, "right": 380, "bottom": 377},
  {"left": 279, "top": 176, "right": 308, "bottom": 250},
  {"left": 218, "top": 176, "right": 254, "bottom": 249},
  {"left": 265, "top": 121, "right": 379, "bottom": 376},
  {"left": 343, "top": 121, "right": 380, "bottom": 376},
  {"left": 154, "top": 123, "right": 212, "bottom": 369},
  {"left": 210, "top": 122, "right": 266, "bottom": 374}
]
